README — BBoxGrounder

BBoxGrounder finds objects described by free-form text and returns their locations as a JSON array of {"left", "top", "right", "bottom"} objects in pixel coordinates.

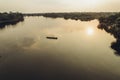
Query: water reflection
[
  {"left": 0, "top": 20, "right": 24, "bottom": 29},
  {"left": 0, "top": 17, "right": 120, "bottom": 80},
  {"left": 86, "top": 27, "right": 94, "bottom": 35}
]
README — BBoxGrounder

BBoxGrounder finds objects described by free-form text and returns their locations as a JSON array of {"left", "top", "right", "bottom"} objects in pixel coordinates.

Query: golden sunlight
[{"left": 86, "top": 27, "right": 94, "bottom": 35}]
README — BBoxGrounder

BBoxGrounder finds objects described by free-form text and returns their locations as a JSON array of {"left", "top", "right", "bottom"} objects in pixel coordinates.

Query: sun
[{"left": 86, "top": 27, "right": 94, "bottom": 35}]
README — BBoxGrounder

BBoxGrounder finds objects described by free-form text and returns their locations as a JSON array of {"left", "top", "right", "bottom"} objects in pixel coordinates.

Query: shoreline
[{"left": 0, "top": 12, "right": 24, "bottom": 28}]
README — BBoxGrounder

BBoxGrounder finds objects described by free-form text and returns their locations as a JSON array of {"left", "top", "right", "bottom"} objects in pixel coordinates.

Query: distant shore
[
  {"left": 0, "top": 12, "right": 24, "bottom": 28},
  {"left": 24, "top": 12, "right": 117, "bottom": 21}
]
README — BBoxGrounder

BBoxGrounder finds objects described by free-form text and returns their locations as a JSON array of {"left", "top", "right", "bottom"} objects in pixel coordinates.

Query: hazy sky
[{"left": 0, "top": 0, "right": 120, "bottom": 13}]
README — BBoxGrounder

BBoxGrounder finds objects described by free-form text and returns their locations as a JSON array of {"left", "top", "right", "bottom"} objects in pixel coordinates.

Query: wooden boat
[{"left": 46, "top": 37, "right": 58, "bottom": 39}]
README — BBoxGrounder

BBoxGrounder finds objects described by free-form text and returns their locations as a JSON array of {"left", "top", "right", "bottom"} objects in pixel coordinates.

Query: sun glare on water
[{"left": 86, "top": 27, "right": 94, "bottom": 35}]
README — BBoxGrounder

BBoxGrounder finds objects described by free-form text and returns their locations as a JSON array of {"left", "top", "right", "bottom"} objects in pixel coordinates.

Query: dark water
[{"left": 0, "top": 17, "right": 120, "bottom": 80}]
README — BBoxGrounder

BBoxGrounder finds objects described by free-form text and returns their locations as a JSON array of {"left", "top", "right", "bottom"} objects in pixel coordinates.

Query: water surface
[{"left": 0, "top": 17, "right": 120, "bottom": 80}]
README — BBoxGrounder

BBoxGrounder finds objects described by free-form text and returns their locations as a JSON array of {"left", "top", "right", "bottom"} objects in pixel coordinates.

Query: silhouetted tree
[
  {"left": 98, "top": 13, "right": 120, "bottom": 56},
  {"left": 0, "top": 12, "right": 24, "bottom": 28}
]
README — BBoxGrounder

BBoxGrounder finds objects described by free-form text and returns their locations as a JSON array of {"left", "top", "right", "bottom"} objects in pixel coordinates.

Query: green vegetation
[
  {"left": 98, "top": 13, "right": 120, "bottom": 55},
  {"left": 42, "top": 12, "right": 115, "bottom": 21},
  {"left": 0, "top": 12, "right": 24, "bottom": 28},
  {"left": 98, "top": 13, "right": 120, "bottom": 39},
  {"left": 23, "top": 13, "right": 43, "bottom": 16},
  {"left": 24, "top": 12, "right": 116, "bottom": 21}
]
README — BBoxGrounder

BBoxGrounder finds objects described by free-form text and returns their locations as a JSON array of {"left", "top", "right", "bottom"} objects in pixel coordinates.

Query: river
[{"left": 0, "top": 17, "right": 120, "bottom": 80}]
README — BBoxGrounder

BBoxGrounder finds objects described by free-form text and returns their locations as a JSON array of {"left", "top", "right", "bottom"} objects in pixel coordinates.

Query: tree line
[
  {"left": 98, "top": 13, "right": 120, "bottom": 55},
  {"left": 0, "top": 12, "right": 24, "bottom": 28}
]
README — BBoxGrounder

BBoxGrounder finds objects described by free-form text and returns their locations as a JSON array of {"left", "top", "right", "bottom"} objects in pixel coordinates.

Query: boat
[{"left": 46, "top": 36, "right": 58, "bottom": 39}]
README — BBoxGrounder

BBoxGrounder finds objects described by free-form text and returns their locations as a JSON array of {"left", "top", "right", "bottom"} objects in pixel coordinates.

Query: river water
[{"left": 0, "top": 17, "right": 120, "bottom": 80}]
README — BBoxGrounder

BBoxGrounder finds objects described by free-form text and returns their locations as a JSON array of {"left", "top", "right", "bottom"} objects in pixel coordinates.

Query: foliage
[
  {"left": 98, "top": 13, "right": 120, "bottom": 55},
  {"left": 0, "top": 12, "right": 24, "bottom": 28}
]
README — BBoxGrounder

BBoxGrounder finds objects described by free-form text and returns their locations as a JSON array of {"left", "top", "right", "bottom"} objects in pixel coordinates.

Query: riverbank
[
  {"left": 24, "top": 12, "right": 116, "bottom": 21},
  {"left": 98, "top": 13, "right": 120, "bottom": 55},
  {"left": 42, "top": 12, "right": 116, "bottom": 21},
  {"left": 0, "top": 12, "right": 24, "bottom": 28}
]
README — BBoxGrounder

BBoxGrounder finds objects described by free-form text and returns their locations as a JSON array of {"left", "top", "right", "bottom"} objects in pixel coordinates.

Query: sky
[{"left": 0, "top": 0, "right": 120, "bottom": 13}]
